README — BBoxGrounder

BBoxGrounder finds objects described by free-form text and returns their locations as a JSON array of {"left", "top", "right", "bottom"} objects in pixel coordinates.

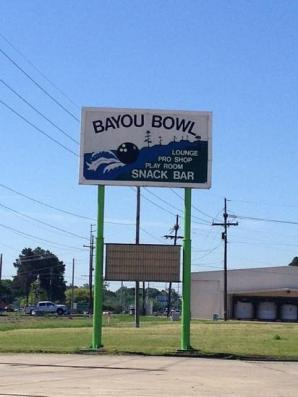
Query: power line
[
  {"left": 141, "top": 190, "right": 209, "bottom": 225},
  {"left": 0, "top": 242, "right": 15, "bottom": 251},
  {"left": 18, "top": 253, "right": 58, "bottom": 260},
  {"left": 129, "top": 187, "right": 209, "bottom": 226},
  {"left": 3, "top": 265, "right": 76, "bottom": 280},
  {"left": 0, "top": 201, "right": 88, "bottom": 241},
  {"left": 192, "top": 263, "right": 223, "bottom": 269},
  {"left": 13, "top": 262, "right": 65, "bottom": 279},
  {"left": 0, "top": 183, "right": 162, "bottom": 242},
  {"left": 192, "top": 246, "right": 220, "bottom": 252},
  {"left": 1, "top": 79, "right": 79, "bottom": 145},
  {"left": 230, "top": 197, "right": 298, "bottom": 209},
  {"left": 231, "top": 240, "right": 298, "bottom": 248},
  {"left": 0, "top": 183, "right": 94, "bottom": 221},
  {"left": 0, "top": 99, "right": 78, "bottom": 157},
  {"left": 231, "top": 214, "right": 298, "bottom": 226},
  {"left": 144, "top": 187, "right": 183, "bottom": 213},
  {"left": 144, "top": 188, "right": 209, "bottom": 224},
  {"left": 0, "top": 47, "right": 80, "bottom": 122},
  {"left": 140, "top": 191, "right": 176, "bottom": 217},
  {"left": 131, "top": 186, "right": 178, "bottom": 218},
  {"left": 0, "top": 32, "right": 80, "bottom": 110},
  {"left": 192, "top": 244, "right": 222, "bottom": 260},
  {"left": 0, "top": 183, "right": 141, "bottom": 227},
  {"left": 0, "top": 222, "right": 85, "bottom": 251},
  {"left": 140, "top": 227, "right": 164, "bottom": 243},
  {"left": 225, "top": 218, "right": 298, "bottom": 244},
  {"left": 17, "top": 255, "right": 57, "bottom": 264},
  {"left": 107, "top": 220, "right": 135, "bottom": 226},
  {"left": 170, "top": 188, "right": 217, "bottom": 220}
]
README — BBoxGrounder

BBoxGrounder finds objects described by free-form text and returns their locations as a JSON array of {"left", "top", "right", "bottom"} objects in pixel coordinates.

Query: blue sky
[{"left": 0, "top": 0, "right": 298, "bottom": 289}]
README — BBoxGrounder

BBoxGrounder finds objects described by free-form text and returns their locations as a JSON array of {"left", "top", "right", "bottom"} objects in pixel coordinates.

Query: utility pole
[
  {"left": 0, "top": 254, "right": 2, "bottom": 302},
  {"left": 212, "top": 198, "right": 238, "bottom": 321},
  {"left": 49, "top": 266, "right": 53, "bottom": 301},
  {"left": 71, "top": 258, "right": 75, "bottom": 314},
  {"left": 164, "top": 215, "right": 183, "bottom": 316},
  {"left": 120, "top": 280, "right": 124, "bottom": 312},
  {"left": 135, "top": 186, "right": 141, "bottom": 328},
  {"left": 142, "top": 280, "right": 146, "bottom": 315},
  {"left": 84, "top": 224, "right": 95, "bottom": 314},
  {"left": 0, "top": 253, "right": 2, "bottom": 281}
]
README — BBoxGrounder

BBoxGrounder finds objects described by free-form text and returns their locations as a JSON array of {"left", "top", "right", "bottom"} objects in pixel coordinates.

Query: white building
[{"left": 191, "top": 266, "right": 298, "bottom": 321}]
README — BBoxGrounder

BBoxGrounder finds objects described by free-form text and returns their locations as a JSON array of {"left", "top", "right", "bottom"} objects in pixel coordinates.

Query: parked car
[
  {"left": 4, "top": 305, "right": 15, "bottom": 312},
  {"left": 24, "top": 301, "right": 68, "bottom": 315}
]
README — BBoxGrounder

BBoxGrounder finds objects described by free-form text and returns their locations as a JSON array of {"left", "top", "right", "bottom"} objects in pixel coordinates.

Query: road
[{"left": 1, "top": 353, "right": 298, "bottom": 396}]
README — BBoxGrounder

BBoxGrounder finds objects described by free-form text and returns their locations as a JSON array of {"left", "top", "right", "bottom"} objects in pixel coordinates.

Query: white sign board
[{"left": 80, "top": 107, "right": 212, "bottom": 188}]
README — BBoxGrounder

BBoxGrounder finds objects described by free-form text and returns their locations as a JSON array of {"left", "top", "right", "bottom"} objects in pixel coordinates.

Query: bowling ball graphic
[{"left": 116, "top": 142, "right": 139, "bottom": 164}]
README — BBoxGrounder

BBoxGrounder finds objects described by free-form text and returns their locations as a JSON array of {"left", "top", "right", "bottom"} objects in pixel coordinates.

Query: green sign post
[
  {"left": 91, "top": 185, "right": 105, "bottom": 349},
  {"left": 181, "top": 187, "right": 192, "bottom": 350}
]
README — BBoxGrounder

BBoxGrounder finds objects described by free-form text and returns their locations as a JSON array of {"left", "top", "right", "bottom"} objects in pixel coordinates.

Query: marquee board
[{"left": 105, "top": 243, "right": 181, "bottom": 282}]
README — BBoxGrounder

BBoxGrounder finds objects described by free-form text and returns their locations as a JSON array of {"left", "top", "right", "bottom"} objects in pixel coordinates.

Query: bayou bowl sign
[{"left": 80, "top": 108, "right": 212, "bottom": 188}]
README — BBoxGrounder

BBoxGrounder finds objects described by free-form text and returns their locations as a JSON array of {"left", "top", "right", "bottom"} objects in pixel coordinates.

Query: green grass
[
  {"left": 0, "top": 313, "right": 93, "bottom": 331},
  {"left": 1, "top": 313, "right": 298, "bottom": 359},
  {"left": 0, "top": 312, "right": 166, "bottom": 331},
  {"left": 190, "top": 321, "right": 298, "bottom": 359}
]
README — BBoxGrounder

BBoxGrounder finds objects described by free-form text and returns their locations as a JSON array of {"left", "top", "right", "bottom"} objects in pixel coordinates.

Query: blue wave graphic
[{"left": 84, "top": 140, "right": 208, "bottom": 182}]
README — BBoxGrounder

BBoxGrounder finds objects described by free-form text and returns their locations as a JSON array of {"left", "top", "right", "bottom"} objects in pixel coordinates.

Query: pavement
[{"left": 1, "top": 353, "right": 298, "bottom": 396}]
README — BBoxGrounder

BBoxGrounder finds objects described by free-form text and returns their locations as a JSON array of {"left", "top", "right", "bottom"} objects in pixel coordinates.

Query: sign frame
[{"left": 80, "top": 107, "right": 212, "bottom": 189}]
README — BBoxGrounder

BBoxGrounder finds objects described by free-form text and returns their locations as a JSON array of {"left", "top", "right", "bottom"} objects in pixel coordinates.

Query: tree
[
  {"left": 64, "top": 284, "right": 120, "bottom": 313},
  {"left": 65, "top": 286, "right": 89, "bottom": 306},
  {"left": 114, "top": 286, "right": 181, "bottom": 314},
  {"left": 103, "top": 288, "right": 118, "bottom": 312},
  {"left": 289, "top": 257, "right": 298, "bottom": 266},
  {"left": 115, "top": 286, "right": 135, "bottom": 311},
  {"left": 146, "top": 287, "right": 162, "bottom": 299},
  {"left": 168, "top": 288, "right": 181, "bottom": 311},
  {"left": 28, "top": 276, "right": 47, "bottom": 304},
  {"left": 13, "top": 247, "right": 66, "bottom": 304},
  {"left": 0, "top": 279, "right": 14, "bottom": 308}
]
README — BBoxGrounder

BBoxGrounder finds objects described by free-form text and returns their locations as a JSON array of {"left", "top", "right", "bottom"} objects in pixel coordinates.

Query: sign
[
  {"left": 105, "top": 243, "right": 181, "bottom": 282},
  {"left": 80, "top": 107, "right": 212, "bottom": 188}
]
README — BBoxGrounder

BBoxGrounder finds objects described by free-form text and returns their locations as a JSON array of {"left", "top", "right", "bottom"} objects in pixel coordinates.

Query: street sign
[{"left": 80, "top": 107, "right": 212, "bottom": 188}]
